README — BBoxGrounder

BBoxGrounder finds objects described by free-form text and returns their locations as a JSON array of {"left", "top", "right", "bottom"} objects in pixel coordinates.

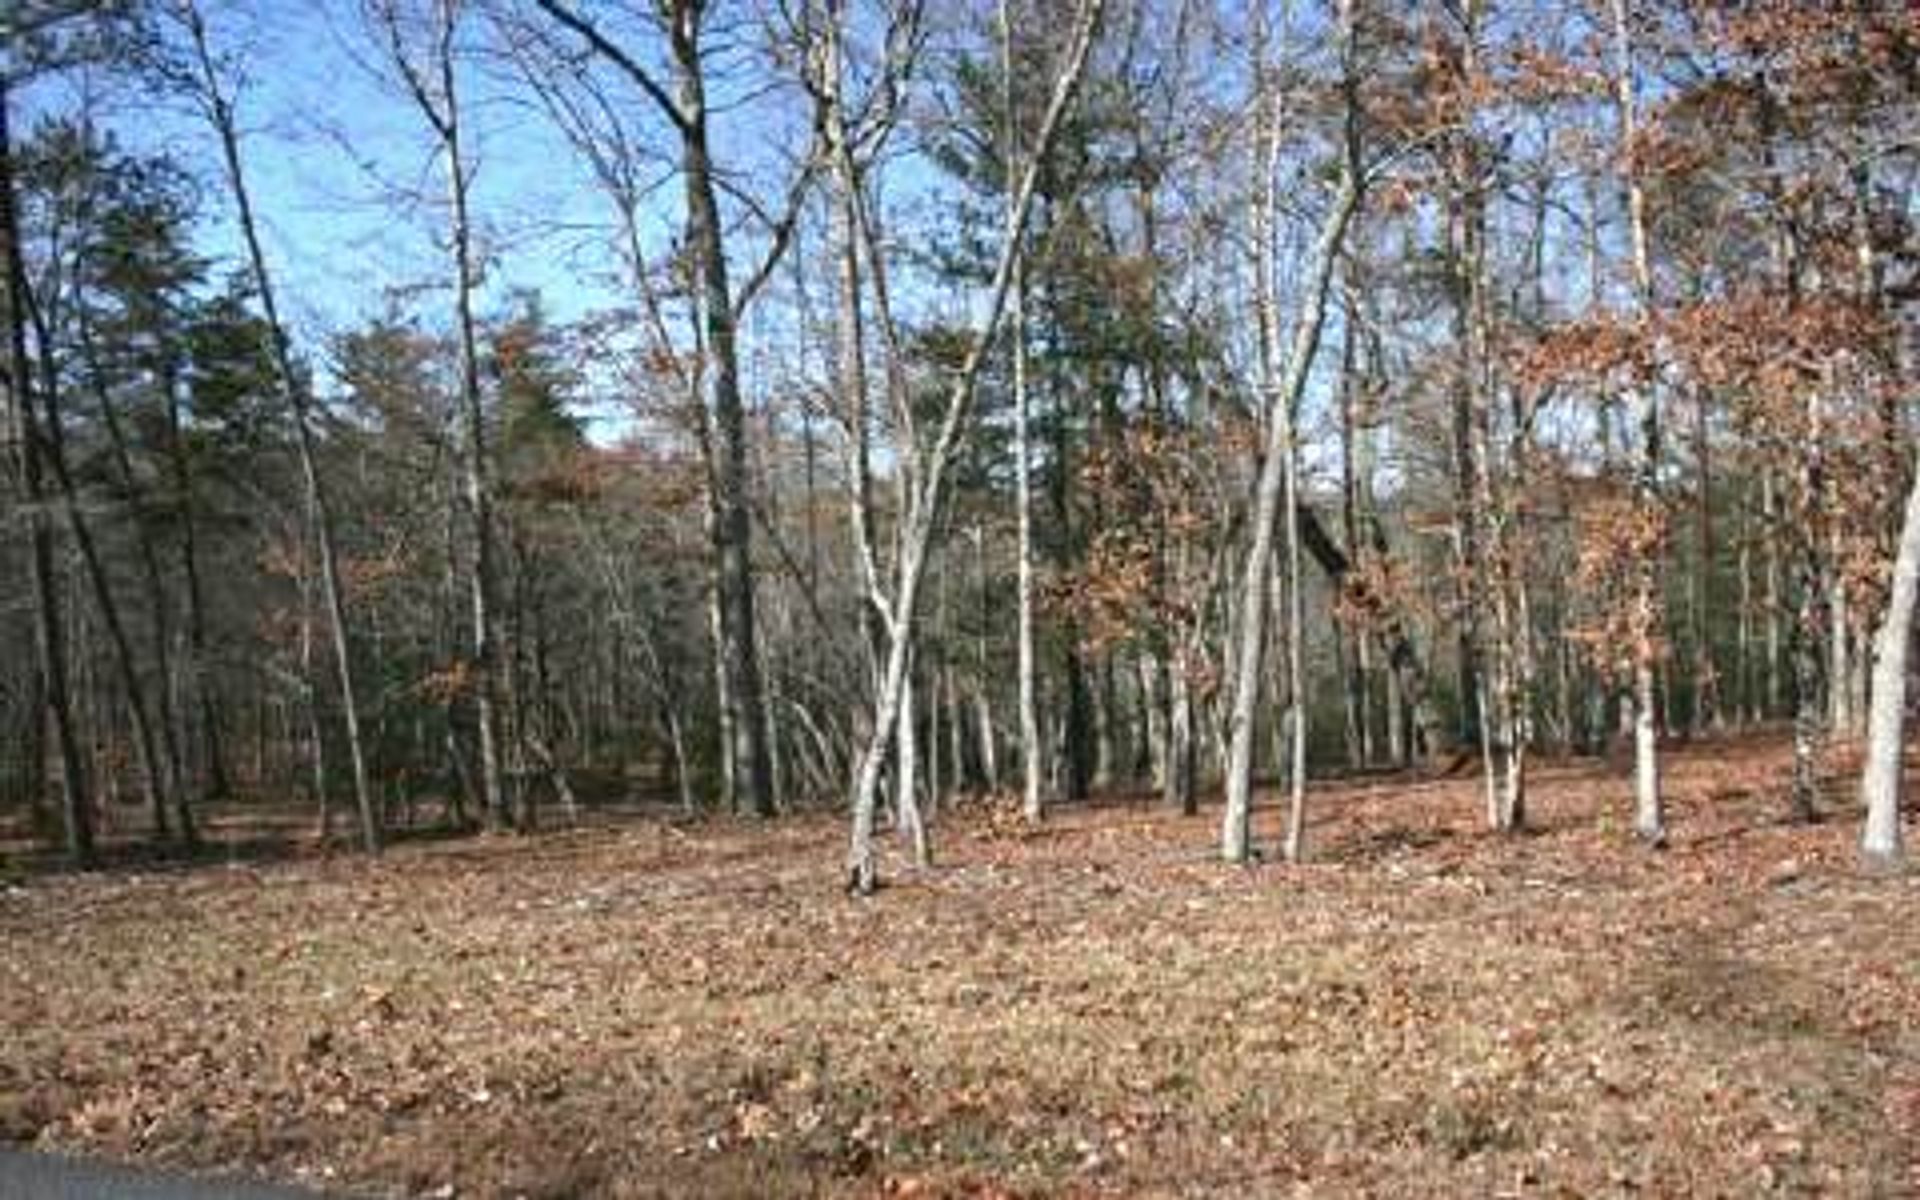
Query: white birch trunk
[
  {"left": 1223, "top": 0, "right": 1360, "bottom": 862},
  {"left": 845, "top": 0, "right": 1104, "bottom": 893},
  {"left": 1610, "top": 0, "right": 1665, "bottom": 843},
  {"left": 1860, "top": 468, "right": 1920, "bottom": 865}
]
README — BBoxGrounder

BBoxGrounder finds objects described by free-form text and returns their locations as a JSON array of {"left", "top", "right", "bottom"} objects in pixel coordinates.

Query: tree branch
[{"left": 531, "top": 0, "right": 691, "bottom": 133}]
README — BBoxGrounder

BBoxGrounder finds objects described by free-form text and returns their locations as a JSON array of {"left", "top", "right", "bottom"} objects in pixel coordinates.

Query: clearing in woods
[{"left": 2, "top": 734, "right": 1917, "bottom": 1198}]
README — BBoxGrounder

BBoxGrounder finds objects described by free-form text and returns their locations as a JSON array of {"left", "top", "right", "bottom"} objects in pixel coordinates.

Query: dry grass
[{"left": 2, "top": 734, "right": 1917, "bottom": 1197}]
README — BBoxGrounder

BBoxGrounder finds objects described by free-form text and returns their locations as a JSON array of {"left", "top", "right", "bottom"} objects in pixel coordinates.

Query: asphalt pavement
[{"left": 0, "top": 1151, "right": 335, "bottom": 1199}]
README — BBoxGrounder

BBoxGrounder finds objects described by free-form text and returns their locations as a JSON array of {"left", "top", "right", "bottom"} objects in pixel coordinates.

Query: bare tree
[
  {"left": 176, "top": 0, "right": 381, "bottom": 852},
  {"left": 999, "top": 0, "right": 1043, "bottom": 826},
  {"left": 844, "top": 0, "right": 1105, "bottom": 895},
  {"left": 372, "top": 0, "right": 511, "bottom": 829},
  {"left": 1608, "top": 0, "right": 1663, "bottom": 844},
  {"left": 1222, "top": 0, "right": 1361, "bottom": 865},
  {"left": 531, "top": 0, "right": 819, "bottom": 819},
  {"left": 0, "top": 60, "right": 91, "bottom": 861}
]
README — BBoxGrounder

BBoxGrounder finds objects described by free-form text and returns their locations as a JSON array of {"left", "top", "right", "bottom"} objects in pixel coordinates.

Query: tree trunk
[
  {"left": 1000, "top": 0, "right": 1043, "bottom": 823},
  {"left": 1860, "top": 459, "right": 1920, "bottom": 867},
  {"left": 1691, "top": 389, "right": 1720, "bottom": 734},
  {"left": 845, "top": 0, "right": 1102, "bottom": 894},
  {"left": 1611, "top": 0, "right": 1665, "bottom": 843},
  {"left": 298, "top": 534, "right": 332, "bottom": 843},
  {"left": 0, "top": 76, "right": 90, "bottom": 861},
  {"left": 670, "top": 5, "right": 774, "bottom": 820},
  {"left": 1763, "top": 471, "right": 1783, "bottom": 715},
  {"left": 1166, "top": 657, "right": 1196, "bottom": 814},
  {"left": 76, "top": 317, "right": 191, "bottom": 825},
  {"left": 1829, "top": 535, "right": 1853, "bottom": 734},
  {"left": 185, "top": 1, "right": 378, "bottom": 851},
  {"left": 1222, "top": 81, "right": 1360, "bottom": 862},
  {"left": 945, "top": 666, "right": 966, "bottom": 801},
  {"left": 1738, "top": 485, "right": 1756, "bottom": 727},
  {"left": 896, "top": 648, "right": 928, "bottom": 868},
  {"left": 1280, "top": 424, "right": 1309, "bottom": 862},
  {"left": 704, "top": 477, "right": 736, "bottom": 807},
  {"left": 1226, "top": 0, "right": 1365, "bottom": 866},
  {"left": 1295, "top": 506, "right": 1443, "bottom": 759},
  {"left": 1790, "top": 542, "right": 1825, "bottom": 824},
  {"left": 1385, "top": 641, "right": 1407, "bottom": 766},
  {"left": 972, "top": 525, "right": 999, "bottom": 794},
  {"left": 428, "top": 17, "right": 510, "bottom": 835}
]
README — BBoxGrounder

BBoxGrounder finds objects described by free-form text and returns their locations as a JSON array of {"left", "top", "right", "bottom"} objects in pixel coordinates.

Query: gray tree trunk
[
  {"left": 186, "top": 1, "right": 379, "bottom": 851},
  {"left": 1861, "top": 459, "right": 1920, "bottom": 867},
  {"left": 0, "top": 75, "right": 90, "bottom": 860},
  {"left": 1003, "top": 0, "right": 1040, "bottom": 823},
  {"left": 1611, "top": 0, "right": 1665, "bottom": 843},
  {"left": 1222, "top": 0, "right": 1360, "bottom": 861},
  {"left": 667, "top": 5, "right": 774, "bottom": 819},
  {"left": 845, "top": 0, "right": 1103, "bottom": 894},
  {"left": 971, "top": 526, "right": 999, "bottom": 794},
  {"left": 433, "top": 12, "right": 510, "bottom": 833}
]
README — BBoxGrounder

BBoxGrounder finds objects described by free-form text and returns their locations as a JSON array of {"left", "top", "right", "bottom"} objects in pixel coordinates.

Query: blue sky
[
  {"left": 7, "top": 0, "right": 855, "bottom": 440},
  {"left": 15, "top": 0, "right": 1349, "bottom": 454},
  {"left": 17, "top": 2, "right": 768, "bottom": 352},
  {"left": 160, "top": 1, "right": 631, "bottom": 337}
]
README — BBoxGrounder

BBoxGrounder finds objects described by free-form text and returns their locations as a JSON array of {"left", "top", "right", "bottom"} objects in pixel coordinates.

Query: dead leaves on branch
[
  {"left": 1332, "top": 545, "right": 1430, "bottom": 637},
  {"left": 1663, "top": 294, "right": 1892, "bottom": 404},
  {"left": 1710, "top": 5, "right": 1920, "bottom": 108},
  {"left": 1051, "top": 421, "right": 1226, "bottom": 658},
  {"left": 1569, "top": 496, "right": 1671, "bottom": 682},
  {"left": 1514, "top": 317, "right": 1655, "bottom": 393},
  {"left": 1517, "top": 292, "right": 1891, "bottom": 405}
]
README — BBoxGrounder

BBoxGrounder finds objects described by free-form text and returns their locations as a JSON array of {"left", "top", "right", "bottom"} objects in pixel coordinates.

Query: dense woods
[
  {"left": 4, "top": 4, "right": 1920, "bottom": 1197},
  {"left": 3, "top": 0, "right": 1917, "bottom": 880}
]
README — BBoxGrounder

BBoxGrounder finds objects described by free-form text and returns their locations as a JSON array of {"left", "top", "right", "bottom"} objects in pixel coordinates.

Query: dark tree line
[{"left": 2, "top": 0, "right": 1916, "bottom": 875}]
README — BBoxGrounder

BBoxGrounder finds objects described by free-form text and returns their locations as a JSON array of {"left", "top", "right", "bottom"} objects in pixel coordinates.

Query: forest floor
[{"left": 2, "top": 732, "right": 1918, "bottom": 1198}]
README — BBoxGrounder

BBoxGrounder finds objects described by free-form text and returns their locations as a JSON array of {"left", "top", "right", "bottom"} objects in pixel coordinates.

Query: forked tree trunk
[
  {"left": 845, "top": 0, "right": 1103, "bottom": 894},
  {"left": 1222, "top": 0, "right": 1360, "bottom": 862},
  {"left": 1221, "top": 190, "right": 1358, "bottom": 859}
]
